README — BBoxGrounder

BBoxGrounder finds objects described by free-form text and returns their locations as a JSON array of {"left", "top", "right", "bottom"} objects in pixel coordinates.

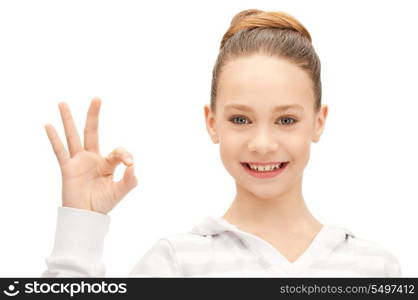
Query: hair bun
[
  {"left": 221, "top": 9, "right": 312, "bottom": 49},
  {"left": 229, "top": 9, "right": 264, "bottom": 26}
]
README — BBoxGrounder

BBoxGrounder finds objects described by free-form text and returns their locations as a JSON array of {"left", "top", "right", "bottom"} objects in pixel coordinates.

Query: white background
[{"left": 0, "top": 0, "right": 416, "bottom": 277}]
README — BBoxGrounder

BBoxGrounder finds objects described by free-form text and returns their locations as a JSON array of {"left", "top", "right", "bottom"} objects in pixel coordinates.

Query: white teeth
[{"left": 248, "top": 163, "right": 280, "bottom": 171}]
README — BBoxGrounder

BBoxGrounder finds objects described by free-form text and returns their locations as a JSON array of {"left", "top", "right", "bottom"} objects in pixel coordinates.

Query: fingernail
[{"left": 126, "top": 157, "right": 133, "bottom": 164}]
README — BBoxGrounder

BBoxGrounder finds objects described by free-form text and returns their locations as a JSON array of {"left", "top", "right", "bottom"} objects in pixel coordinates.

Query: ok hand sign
[{"left": 45, "top": 97, "right": 138, "bottom": 215}]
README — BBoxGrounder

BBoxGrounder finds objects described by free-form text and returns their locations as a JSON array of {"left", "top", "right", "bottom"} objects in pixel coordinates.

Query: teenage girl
[{"left": 42, "top": 9, "right": 401, "bottom": 277}]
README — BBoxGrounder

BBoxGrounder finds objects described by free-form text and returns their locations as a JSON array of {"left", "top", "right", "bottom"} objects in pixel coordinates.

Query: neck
[{"left": 222, "top": 179, "right": 322, "bottom": 236}]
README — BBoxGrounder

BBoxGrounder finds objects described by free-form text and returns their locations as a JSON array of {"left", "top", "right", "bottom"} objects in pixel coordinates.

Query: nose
[{"left": 247, "top": 129, "right": 279, "bottom": 155}]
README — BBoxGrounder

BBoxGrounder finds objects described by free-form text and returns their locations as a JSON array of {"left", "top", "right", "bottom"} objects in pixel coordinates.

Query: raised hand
[{"left": 44, "top": 97, "right": 138, "bottom": 215}]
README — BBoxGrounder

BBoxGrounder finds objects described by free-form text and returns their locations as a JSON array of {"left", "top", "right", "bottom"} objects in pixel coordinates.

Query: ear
[
  {"left": 312, "top": 104, "right": 328, "bottom": 143},
  {"left": 204, "top": 104, "right": 219, "bottom": 144}
]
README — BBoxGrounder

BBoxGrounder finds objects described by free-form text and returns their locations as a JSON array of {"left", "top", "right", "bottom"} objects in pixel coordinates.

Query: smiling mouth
[
  {"left": 240, "top": 161, "right": 289, "bottom": 178},
  {"left": 241, "top": 162, "right": 288, "bottom": 169}
]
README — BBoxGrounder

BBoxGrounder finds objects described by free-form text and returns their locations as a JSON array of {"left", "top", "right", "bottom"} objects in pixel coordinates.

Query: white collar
[{"left": 191, "top": 216, "right": 355, "bottom": 274}]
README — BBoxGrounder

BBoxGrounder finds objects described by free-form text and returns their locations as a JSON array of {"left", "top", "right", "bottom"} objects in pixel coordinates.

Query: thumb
[{"left": 114, "top": 164, "right": 138, "bottom": 200}]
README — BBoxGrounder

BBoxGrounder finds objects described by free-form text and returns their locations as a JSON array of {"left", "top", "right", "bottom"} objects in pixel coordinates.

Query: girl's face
[{"left": 204, "top": 54, "right": 328, "bottom": 200}]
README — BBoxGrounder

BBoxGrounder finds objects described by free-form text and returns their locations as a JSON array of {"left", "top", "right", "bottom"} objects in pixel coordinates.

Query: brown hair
[{"left": 210, "top": 9, "right": 322, "bottom": 114}]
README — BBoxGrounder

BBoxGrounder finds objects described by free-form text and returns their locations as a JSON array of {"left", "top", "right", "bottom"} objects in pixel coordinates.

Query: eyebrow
[{"left": 224, "top": 103, "right": 304, "bottom": 112}]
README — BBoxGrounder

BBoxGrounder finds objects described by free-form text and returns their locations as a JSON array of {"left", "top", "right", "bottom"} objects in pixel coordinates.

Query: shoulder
[
  {"left": 349, "top": 234, "right": 402, "bottom": 277},
  {"left": 129, "top": 232, "right": 210, "bottom": 277}
]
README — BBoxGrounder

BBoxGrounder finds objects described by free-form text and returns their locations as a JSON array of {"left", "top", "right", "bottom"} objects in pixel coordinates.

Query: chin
[{"left": 239, "top": 182, "right": 289, "bottom": 200}]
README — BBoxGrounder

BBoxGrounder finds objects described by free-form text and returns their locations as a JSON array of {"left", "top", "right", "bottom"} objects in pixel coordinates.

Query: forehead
[{"left": 217, "top": 54, "right": 314, "bottom": 111}]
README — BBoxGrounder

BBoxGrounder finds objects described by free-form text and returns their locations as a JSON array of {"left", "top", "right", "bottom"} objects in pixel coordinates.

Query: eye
[
  {"left": 278, "top": 117, "right": 297, "bottom": 126},
  {"left": 229, "top": 115, "right": 249, "bottom": 125},
  {"left": 229, "top": 115, "right": 298, "bottom": 126}
]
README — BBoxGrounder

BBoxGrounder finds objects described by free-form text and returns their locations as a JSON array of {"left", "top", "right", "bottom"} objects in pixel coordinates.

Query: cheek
[
  {"left": 219, "top": 136, "right": 241, "bottom": 161},
  {"left": 287, "top": 134, "right": 312, "bottom": 166},
  {"left": 218, "top": 127, "right": 242, "bottom": 153},
  {"left": 218, "top": 131, "right": 245, "bottom": 173},
  {"left": 219, "top": 141, "right": 241, "bottom": 178}
]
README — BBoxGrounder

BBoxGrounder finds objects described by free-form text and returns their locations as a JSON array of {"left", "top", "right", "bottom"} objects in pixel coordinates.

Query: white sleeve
[
  {"left": 384, "top": 252, "right": 402, "bottom": 277},
  {"left": 128, "top": 238, "right": 183, "bottom": 277},
  {"left": 41, "top": 206, "right": 110, "bottom": 277}
]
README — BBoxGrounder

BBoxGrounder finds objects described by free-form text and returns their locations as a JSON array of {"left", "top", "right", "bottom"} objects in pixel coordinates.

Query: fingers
[
  {"left": 44, "top": 123, "right": 70, "bottom": 166},
  {"left": 105, "top": 147, "right": 134, "bottom": 170},
  {"left": 84, "top": 97, "right": 101, "bottom": 153},
  {"left": 114, "top": 164, "right": 138, "bottom": 200},
  {"left": 58, "top": 102, "right": 83, "bottom": 157},
  {"left": 105, "top": 147, "right": 137, "bottom": 200}
]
